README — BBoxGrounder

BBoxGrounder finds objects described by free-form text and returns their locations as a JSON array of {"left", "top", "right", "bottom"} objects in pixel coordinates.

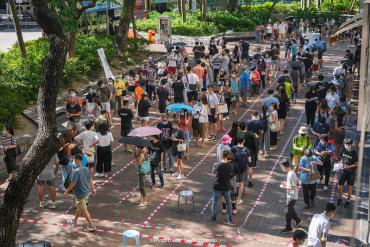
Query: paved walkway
[
  {"left": 0, "top": 29, "right": 42, "bottom": 52},
  {"left": 8, "top": 41, "right": 364, "bottom": 246}
]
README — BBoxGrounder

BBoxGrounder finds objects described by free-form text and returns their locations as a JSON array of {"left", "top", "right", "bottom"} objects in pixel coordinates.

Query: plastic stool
[
  {"left": 177, "top": 190, "right": 195, "bottom": 216},
  {"left": 122, "top": 230, "right": 140, "bottom": 247}
]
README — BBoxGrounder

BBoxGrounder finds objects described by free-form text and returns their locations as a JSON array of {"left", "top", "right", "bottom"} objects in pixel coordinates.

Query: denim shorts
[{"left": 183, "top": 131, "right": 190, "bottom": 146}]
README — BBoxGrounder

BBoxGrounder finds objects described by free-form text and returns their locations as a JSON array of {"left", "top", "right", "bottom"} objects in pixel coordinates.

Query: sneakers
[
  {"left": 344, "top": 200, "right": 351, "bottom": 208},
  {"left": 95, "top": 173, "right": 104, "bottom": 178},
  {"left": 176, "top": 175, "right": 184, "bottom": 180},
  {"left": 84, "top": 226, "right": 97, "bottom": 232},
  {"left": 310, "top": 199, "right": 315, "bottom": 208},
  {"left": 104, "top": 173, "right": 109, "bottom": 178},
  {"left": 280, "top": 228, "right": 292, "bottom": 233},
  {"left": 210, "top": 218, "right": 217, "bottom": 224},
  {"left": 337, "top": 198, "right": 343, "bottom": 206},
  {"left": 224, "top": 221, "right": 235, "bottom": 226},
  {"left": 138, "top": 202, "right": 148, "bottom": 207},
  {"left": 323, "top": 186, "right": 328, "bottom": 191},
  {"left": 48, "top": 201, "right": 56, "bottom": 209},
  {"left": 172, "top": 172, "right": 179, "bottom": 177},
  {"left": 237, "top": 199, "right": 243, "bottom": 205},
  {"left": 39, "top": 201, "right": 46, "bottom": 208},
  {"left": 248, "top": 181, "right": 254, "bottom": 188}
]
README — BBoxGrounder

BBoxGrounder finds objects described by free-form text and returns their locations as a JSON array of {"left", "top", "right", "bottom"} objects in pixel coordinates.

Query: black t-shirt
[
  {"left": 341, "top": 149, "right": 358, "bottom": 170},
  {"left": 246, "top": 120, "right": 263, "bottom": 135},
  {"left": 172, "top": 81, "right": 185, "bottom": 99},
  {"left": 66, "top": 103, "right": 81, "bottom": 122},
  {"left": 305, "top": 91, "right": 318, "bottom": 110},
  {"left": 277, "top": 75, "right": 292, "bottom": 84},
  {"left": 86, "top": 92, "right": 96, "bottom": 103},
  {"left": 213, "top": 162, "right": 234, "bottom": 191},
  {"left": 118, "top": 108, "right": 133, "bottom": 130},
  {"left": 149, "top": 140, "right": 164, "bottom": 166},
  {"left": 138, "top": 99, "right": 150, "bottom": 117},
  {"left": 303, "top": 58, "right": 313, "bottom": 71},
  {"left": 157, "top": 87, "right": 170, "bottom": 103},
  {"left": 157, "top": 122, "right": 172, "bottom": 148}
]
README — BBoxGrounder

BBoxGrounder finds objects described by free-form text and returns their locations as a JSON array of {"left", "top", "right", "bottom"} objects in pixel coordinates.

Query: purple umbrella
[{"left": 128, "top": 126, "right": 162, "bottom": 137}]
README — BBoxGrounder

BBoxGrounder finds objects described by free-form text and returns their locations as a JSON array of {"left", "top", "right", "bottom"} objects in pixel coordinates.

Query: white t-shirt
[
  {"left": 273, "top": 23, "right": 279, "bottom": 30},
  {"left": 333, "top": 66, "right": 345, "bottom": 77},
  {"left": 75, "top": 130, "right": 98, "bottom": 150},
  {"left": 97, "top": 132, "right": 114, "bottom": 147},
  {"left": 199, "top": 104, "right": 209, "bottom": 123},
  {"left": 286, "top": 170, "right": 299, "bottom": 200},
  {"left": 38, "top": 154, "right": 59, "bottom": 181},
  {"left": 192, "top": 104, "right": 202, "bottom": 119},
  {"left": 167, "top": 54, "right": 177, "bottom": 67},
  {"left": 325, "top": 93, "right": 340, "bottom": 109},
  {"left": 182, "top": 73, "right": 199, "bottom": 89},
  {"left": 216, "top": 144, "right": 231, "bottom": 162},
  {"left": 207, "top": 93, "right": 219, "bottom": 109},
  {"left": 278, "top": 23, "right": 286, "bottom": 34},
  {"left": 307, "top": 213, "right": 330, "bottom": 247},
  {"left": 266, "top": 25, "right": 272, "bottom": 34}
]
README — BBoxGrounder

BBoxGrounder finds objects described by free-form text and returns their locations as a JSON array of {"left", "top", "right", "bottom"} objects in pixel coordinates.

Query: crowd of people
[{"left": 0, "top": 17, "right": 361, "bottom": 246}]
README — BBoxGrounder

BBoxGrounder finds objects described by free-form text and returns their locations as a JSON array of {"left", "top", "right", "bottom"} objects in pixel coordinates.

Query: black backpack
[{"left": 231, "top": 146, "right": 248, "bottom": 173}]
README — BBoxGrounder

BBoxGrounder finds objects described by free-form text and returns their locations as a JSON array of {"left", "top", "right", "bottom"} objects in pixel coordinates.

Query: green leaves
[{"left": 48, "top": 0, "right": 79, "bottom": 33}]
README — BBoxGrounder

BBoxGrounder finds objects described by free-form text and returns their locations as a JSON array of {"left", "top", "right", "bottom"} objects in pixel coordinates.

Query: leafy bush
[{"left": 0, "top": 34, "right": 116, "bottom": 126}]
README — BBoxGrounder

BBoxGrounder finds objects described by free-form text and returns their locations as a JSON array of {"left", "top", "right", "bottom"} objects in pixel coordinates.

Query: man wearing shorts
[
  {"left": 182, "top": 66, "right": 200, "bottom": 106},
  {"left": 167, "top": 50, "right": 178, "bottom": 77},
  {"left": 66, "top": 93, "right": 82, "bottom": 133},
  {"left": 38, "top": 154, "right": 59, "bottom": 209},
  {"left": 207, "top": 85, "right": 219, "bottom": 139},
  {"left": 65, "top": 154, "right": 96, "bottom": 232},
  {"left": 337, "top": 138, "right": 358, "bottom": 208}
]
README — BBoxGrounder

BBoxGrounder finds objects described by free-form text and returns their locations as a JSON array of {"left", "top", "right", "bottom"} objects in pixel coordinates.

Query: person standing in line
[
  {"left": 114, "top": 72, "right": 126, "bottom": 109},
  {"left": 107, "top": 78, "right": 117, "bottom": 116},
  {"left": 182, "top": 66, "right": 200, "bottom": 106},
  {"left": 38, "top": 154, "right": 59, "bottom": 209},
  {"left": 337, "top": 138, "right": 358, "bottom": 208},
  {"left": 118, "top": 100, "right": 134, "bottom": 153},
  {"left": 95, "top": 124, "right": 114, "bottom": 178},
  {"left": 262, "top": 89, "right": 280, "bottom": 112},
  {"left": 299, "top": 149, "right": 323, "bottom": 209},
  {"left": 138, "top": 93, "right": 151, "bottom": 127},
  {"left": 156, "top": 79, "right": 170, "bottom": 114},
  {"left": 291, "top": 126, "right": 312, "bottom": 173},
  {"left": 207, "top": 85, "right": 219, "bottom": 140},
  {"left": 74, "top": 121, "right": 99, "bottom": 176},
  {"left": 198, "top": 98, "right": 209, "bottom": 148},
  {"left": 1, "top": 126, "right": 17, "bottom": 182},
  {"left": 65, "top": 154, "right": 96, "bottom": 232},
  {"left": 171, "top": 119, "right": 185, "bottom": 180},
  {"left": 268, "top": 103, "right": 280, "bottom": 151},
  {"left": 287, "top": 230, "right": 307, "bottom": 247},
  {"left": 230, "top": 71, "right": 240, "bottom": 114},
  {"left": 134, "top": 146, "right": 148, "bottom": 207},
  {"left": 157, "top": 114, "right": 174, "bottom": 174},
  {"left": 280, "top": 159, "right": 301, "bottom": 233},
  {"left": 305, "top": 87, "right": 319, "bottom": 129},
  {"left": 149, "top": 135, "right": 165, "bottom": 189},
  {"left": 97, "top": 80, "right": 112, "bottom": 124},
  {"left": 314, "top": 135, "right": 335, "bottom": 191},
  {"left": 179, "top": 110, "right": 191, "bottom": 160},
  {"left": 231, "top": 134, "right": 251, "bottom": 205},
  {"left": 85, "top": 86, "right": 97, "bottom": 118},
  {"left": 239, "top": 66, "right": 250, "bottom": 107},
  {"left": 276, "top": 85, "right": 289, "bottom": 135},
  {"left": 94, "top": 110, "right": 110, "bottom": 132},
  {"left": 216, "top": 135, "right": 232, "bottom": 162},
  {"left": 211, "top": 150, "right": 235, "bottom": 225},
  {"left": 306, "top": 203, "right": 336, "bottom": 247}
]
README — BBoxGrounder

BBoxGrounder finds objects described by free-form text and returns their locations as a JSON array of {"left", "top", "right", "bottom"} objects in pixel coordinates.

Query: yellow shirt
[{"left": 114, "top": 79, "right": 126, "bottom": 97}]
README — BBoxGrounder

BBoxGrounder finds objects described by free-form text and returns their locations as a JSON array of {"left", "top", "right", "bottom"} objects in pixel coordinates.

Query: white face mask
[
  {"left": 197, "top": 101, "right": 202, "bottom": 106},
  {"left": 89, "top": 89, "right": 93, "bottom": 93},
  {"left": 108, "top": 81, "right": 113, "bottom": 86},
  {"left": 70, "top": 92, "right": 76, "bottom": 97},
  {"left": 101, "top": 84, "right": 105, "bottom": 88}
]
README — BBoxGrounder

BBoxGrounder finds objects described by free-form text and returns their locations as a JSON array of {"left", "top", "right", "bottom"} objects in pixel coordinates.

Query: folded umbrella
[
  {"left": 172, "top": 42, "right": 187, "bottom": 47},
  {"left": 118, "top": 136, "right": 154, "bottom": 148},
  {"left": 128, "top": 126, "right": 162, "bottom": 137},
  {"left": 166, "top": 103, "right": 193, "bottom": 113}
]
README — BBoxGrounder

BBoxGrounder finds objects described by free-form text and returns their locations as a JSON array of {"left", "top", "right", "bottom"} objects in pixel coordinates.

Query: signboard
[
  {"left": 97, "top": 48, "right": 115, "bottom": 80},
  {"left": 15, "top": 0, "right": 23, "bottom": 3}
]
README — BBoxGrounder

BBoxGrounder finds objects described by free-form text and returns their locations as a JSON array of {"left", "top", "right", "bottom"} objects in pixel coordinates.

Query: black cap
[{"left": 344, "top": 138, "right": 353, "bottom": 144}]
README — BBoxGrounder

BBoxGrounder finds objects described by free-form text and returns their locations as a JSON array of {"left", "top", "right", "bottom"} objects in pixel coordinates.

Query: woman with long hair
[
  {"left": 231, "top": 45, "right": 240, "bottom": 71},
  {"left": 199, "top": 95, "right": 209, "bottom": 147},
  {"left": 228, "top": 120, "right": 240, "bottom": 147},
  {"left": 259, "top": 105, "right": 270, "bottom": 156},
  {"left": 1, "top": 126, "right": 17, "bottom": 182},
  {"left": 179, "top": 110, "right": 191, "bottom": 160},
  {"left": 96, "top": 123, "right": 114, "bottom": 178},
  {"left": 269, "top": 103, "right": 280, "bottom": 150},
  {"left": 277, "top": 85, "right": 289, "bottom": 134}
]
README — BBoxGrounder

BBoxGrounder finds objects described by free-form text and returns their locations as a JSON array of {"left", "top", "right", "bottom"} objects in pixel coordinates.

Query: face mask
[
  {"left": 197, "top": 101, "right": 202, "bottom": 106},
  {"left": 148, "top": 56, "right": 152, "bottom": 60},
  {"left": 89, "top": 89, "right": 93, "bottom": 93},
  {"left": 101, "top": 84, "right": 105, "bottom": 88},
  {"left": 70, "top": 92, "right": 76, "bottom": 97},
  {"left": 161, "top": 120, "right": 168, "bottom": 124},
  {"left": 344, "top": 144, "right": 351, "bottom": 150},
  {"left": 108, "top": 81, "right": 113, "bottom": 86}
]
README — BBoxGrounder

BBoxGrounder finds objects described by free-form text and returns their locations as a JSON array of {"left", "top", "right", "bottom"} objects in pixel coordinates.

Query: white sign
[
  {"left": 97, "top": 48, "right": 114, "bottom": 80},
  {"left": 15, "top": 0, "right": 23, "bottom": 3}
]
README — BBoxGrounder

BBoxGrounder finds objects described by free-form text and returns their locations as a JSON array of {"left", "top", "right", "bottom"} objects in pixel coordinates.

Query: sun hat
[
  {"left": 298, "top": 126, "right": 308, "bottom": 135},
  {"left": 221, "top": 134, "right": 232, "bottom": 144}
]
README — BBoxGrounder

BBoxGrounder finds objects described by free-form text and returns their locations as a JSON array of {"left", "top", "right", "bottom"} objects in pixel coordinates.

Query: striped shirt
[{"left": 2, "top": 134, "right": 16, "bottom": 147}]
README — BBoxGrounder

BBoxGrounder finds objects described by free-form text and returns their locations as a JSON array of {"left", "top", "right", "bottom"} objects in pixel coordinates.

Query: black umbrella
[
  {"left": 284, "top": 16, "right": 295, "bottom": 21},
  {"left": 118, "top": 136, "right": 154, "bottom": 148},
  {"left": 172, "top": 42, "right": 187, "bottom": 47}
]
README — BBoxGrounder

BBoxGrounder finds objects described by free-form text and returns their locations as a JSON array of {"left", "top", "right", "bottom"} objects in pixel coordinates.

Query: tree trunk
[
  {"left": 177, "top": 0, "right": 182, "bottom": 16},
  {"left": 268, "top": 0, "right": 278, "bottom": 14},
  {"left": 8, "top": 0, "right": 26, "bottom": 58},
  {"left": 0, "top": 0, "right": 69, "bottom": 246},
  {"left": 117, "top": 0, "right": 136, "bottom": 54},
  {"left": 181, "top": 0, "right": 186, "bottom": 22},
  {"left": 228, "top": 0, "right": 238, "bottom": 12},
  {"left": 68, "top": 31, "right": 77, "bottom": 58},
  {"left": 189, "top": 0, "right": 193, "bottom": 11},
  {"left": 201, "top": 0, "right": 207, "bottom": 21}
]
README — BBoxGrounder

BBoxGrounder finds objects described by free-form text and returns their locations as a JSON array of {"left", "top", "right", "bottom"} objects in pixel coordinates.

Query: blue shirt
[
  {"left": 240, "top": 70, "right": 250, "bottom": 89},
  {"left": 262, "top": 96, "right": 280, "bottom": 109},
  {"left": 291, "top": 43, "right": 297, "bottom": 56},
  {"left": 231, "top": 78, "right": 239, "bottom": 93},
  {"left": 299, "top": 155, "right": 321, "bottom": 184},
  {"left": 71, "top": 166, "right": 91, "bottom": 199},
  {"left": 314, "top": 142, "right": 335, "bottom": 154}
]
